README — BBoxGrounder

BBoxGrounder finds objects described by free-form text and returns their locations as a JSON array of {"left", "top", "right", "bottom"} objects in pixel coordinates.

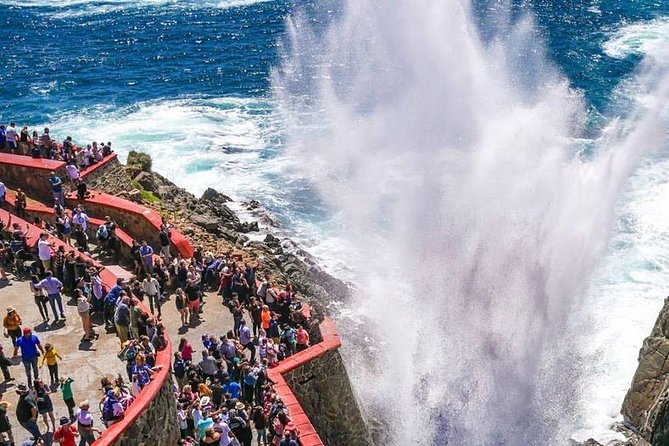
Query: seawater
[{"left": 2, "top": 0, "right": 669, "bottom": 444}]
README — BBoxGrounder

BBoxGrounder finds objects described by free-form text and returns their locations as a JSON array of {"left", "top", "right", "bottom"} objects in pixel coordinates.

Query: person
[
  {"left": 295, "top": 325, "right": 309, "bottom": 353},
  {"left": 15, "top": 188, "right": 26, "bottom": 218},
  {"left": 3, "top": 307, "right": 22, "bottom": 347},
  {"left": 75, "top": 400, "right": 98, "bottom": 445},
  {"left": 239, "top": 320, "right": 255, "bottom": 363},
  {"left": 59, "top": 377, "right": 76, "bottom": 420},
  {"left": 30, "top": 275, "right": 50, "bottom": 324},
  {"left": 34, "top": 379, "right": 55, "bottom": 432},
  {"left": 57, "top": 213, "right": 72, "bottom": 246},
  {"left": 13, "top": 328, "right": 45, "bottom": 388},
  {"left": 175, "top": 288, "right": 188, "bottom": 327},
  {"left": 0, "top": 345, "right": 13, "bottom": 383},
  {"left": 114, "top": 296, "right": 131, "bottom": 345},
  {"left": 142, "top": 274, "right": 161, "bottom": 319},
  {"left": 39, "top": 343, "right": 62, "bottom": 386},
  {"left": 159, "top": 224, "right": 171, "bottom": 263},
  {"left": 76, "top": 290, "right": 93, "bottom": 342},
  {"left": 75, "top": 180, "right": 87, "bottom": 201},
  {"left": 65, "top": 163, "right": 80, "bottom": 184},
  {"left": 101, "top": 391, "right": 124, "bottom": 427},
  {"left": 35, "top": 271, "right": 66, "bottom": 323},
  {"left": 48, "top": 172, "right": 64, "bottom": 205},
  {"left": 0, "top": 125, "right": 5, "bottom": 152},
  {"left": 138, "top": 241, "right": 154, "bottom": 275},
  {"left": 15, "top": 383, "right": 41, "bottom": 440},
  {"left": 36, "top": 233, "right": 53, "bottom": 273},
  {"left": 252, "top": 405, "right": 267, "bottom": 446},
  {"left": 130, "top": 354, "right": 160, "bottom": 395},
  {"left": 53, "top": 416, "right": 77, "bottom": 446},
  {"left": 0, "top": 400, "right": 14, "bottom": 446},
  {"left": 71, "top": 209, "right": 89, "bottom": 234},
  {"left": 5, "top": 123, "right": 17, "bottom": 153}
]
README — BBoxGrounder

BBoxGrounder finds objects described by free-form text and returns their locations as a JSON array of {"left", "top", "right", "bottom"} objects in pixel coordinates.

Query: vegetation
[
  {"left": 130, "top": 180, "right": 161, "bottom": 204},
  {"left": 127, "top": 150, "right": 152, "bottom": 172}
]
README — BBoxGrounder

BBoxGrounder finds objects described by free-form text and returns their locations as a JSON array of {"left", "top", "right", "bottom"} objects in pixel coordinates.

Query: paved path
[{"left": 0, "top": 279, "right": 125, "bottom": 444}]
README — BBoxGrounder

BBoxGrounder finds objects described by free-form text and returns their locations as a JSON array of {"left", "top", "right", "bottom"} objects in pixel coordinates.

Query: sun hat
[
  {"left": 6, "top": 307, "right": 14, "bottom": 314},
  {"left": 235, "top": 401, "right": 245, "bottom": 410},
  {"left": 200, "top": 396, "right": 211, "bottom": 406},
  {"left": 59, "top": 416, "right": 70, "bottom": 426}
]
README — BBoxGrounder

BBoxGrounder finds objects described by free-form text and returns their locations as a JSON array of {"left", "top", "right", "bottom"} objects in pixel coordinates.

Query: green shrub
[{"left": 127, "top": 150, "right": 152, "bottom": 172}]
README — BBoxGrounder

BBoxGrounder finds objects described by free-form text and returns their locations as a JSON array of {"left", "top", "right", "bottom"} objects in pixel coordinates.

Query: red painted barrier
[
  {"left": 79, "top": 153, "right": 118, "bottom": 179},
  {"left": 0, "top": 152, "right": 65, "bottom": 171},
  {"left": 266, "top": 316, "right": 342, "bottom": 446}
]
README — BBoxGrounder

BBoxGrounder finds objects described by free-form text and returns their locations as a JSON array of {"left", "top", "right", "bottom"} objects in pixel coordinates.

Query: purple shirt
[
  {"left": 239, "top": 325, "right": 252, "bottom": 345},
  {"left": 36, "top": 276, "right": 63, "bottom": 295}
]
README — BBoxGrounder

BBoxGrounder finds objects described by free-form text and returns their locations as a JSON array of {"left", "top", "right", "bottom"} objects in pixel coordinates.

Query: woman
[
  {"left": 169, "top": 288, "right": 186, "bottom": 327},
  {"left": 57, "top": 213, "right": 72, "bottom": 246},
  {"left": 75, "top": 289, "right": 93, "bottom": 341},
  {"left": 35, "top": 379, "right": 56, "bottom": 432},
  {"left": 178, "top": 337, "right": 194, "bottom": 362},
  {"left": 186, "top": 279, "right": 200, "bottom": 324},
  {"left": 2, "top": 307, "right": 21, "bottom": 347},
  {"left": 30, "top": 275, "right": 50, "bottom": 323},
  {"left": 90, "top": 267, "right": 104, "bottom": 315},
  {"left": 130, "top": 353, "right": 160, "bottom": 396},
  {"left": 201, "top": 427, "right": 221, "bottom": 445}
]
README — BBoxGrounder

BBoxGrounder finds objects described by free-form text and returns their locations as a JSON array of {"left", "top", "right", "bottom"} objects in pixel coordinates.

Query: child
[
  {"left": 53, "top": 416, "right": 77, "bottom": 446},
  {"left": 60, "top": 377, "right": 76, "bottom": 420},
  {"left": 40, "top": 343, "right": 63, "bottom": 386}
]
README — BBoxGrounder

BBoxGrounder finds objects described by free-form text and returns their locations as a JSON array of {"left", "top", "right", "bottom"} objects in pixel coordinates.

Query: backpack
[
  {"left": 102, "top": 398, "right": 120, "bottom": 422},
  {"left": 96, "top": 224, "right": 108, "bottom": 240}
]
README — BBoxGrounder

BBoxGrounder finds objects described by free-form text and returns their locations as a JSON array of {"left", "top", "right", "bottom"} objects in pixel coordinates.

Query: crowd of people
[{"left": 0, "top": 126, "right": 317, "bottom": 446}]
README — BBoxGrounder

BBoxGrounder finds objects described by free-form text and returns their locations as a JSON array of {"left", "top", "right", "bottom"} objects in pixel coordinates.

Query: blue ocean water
[{"left": 3, "top": 0, "right": 669, "bottom": 443}]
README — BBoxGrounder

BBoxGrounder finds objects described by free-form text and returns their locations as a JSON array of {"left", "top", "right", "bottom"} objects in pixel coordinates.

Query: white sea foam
[
  {"left": 604, "top": 18, "right": 669, "bottom": 60},
  {"left": 272, "top": 1, "right": 669, "bottom": 445}
]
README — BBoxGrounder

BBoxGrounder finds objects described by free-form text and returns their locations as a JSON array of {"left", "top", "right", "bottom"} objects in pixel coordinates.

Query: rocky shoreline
[{"left": 87, "top": 151, "right": 352, "bottom": 327}]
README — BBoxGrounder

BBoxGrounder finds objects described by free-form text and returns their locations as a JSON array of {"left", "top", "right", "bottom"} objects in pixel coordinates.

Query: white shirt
[
  {"left": 72, "top": 212, "right": 89, "bottom": 231},
  {"left": 142, "top": 278, "right": 160, "bottom": 296},
  {"left": 76, "top": 409, "right": 93, "bottom": 426},
  {"left": 37, "top": 239, "right": 51, "bottom": 261},
  {"left": 5, "top": 127, "right": 17, "bottom": 141}
]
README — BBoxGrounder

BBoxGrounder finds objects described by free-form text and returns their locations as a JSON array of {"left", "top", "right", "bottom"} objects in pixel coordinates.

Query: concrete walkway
[{"left": 0, "top": 279, "right": 125, "bottom": 444}]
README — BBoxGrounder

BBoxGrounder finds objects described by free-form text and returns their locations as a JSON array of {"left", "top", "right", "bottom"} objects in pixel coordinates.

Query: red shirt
[{"left": 54, "top": 425, "right": 77, "bottom": 446}]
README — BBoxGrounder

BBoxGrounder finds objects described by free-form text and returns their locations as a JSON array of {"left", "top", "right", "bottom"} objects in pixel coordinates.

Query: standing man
[
  {"left": 36, "top": 233, "right": 53, "bottom": 273},
  {"left": 72, "top": 207, "right": 90, "bottom": 233},
  {"left": 139, "top": 240, "right": 154, "bottom": 275},
  {"left": 238, "top": 320, "right": 256, "bottom": 363},
  {"left": 15, "top": 383, "right": 41, "bottom": 441},
  {"left": 142, "top": 274, "right": 161, "bottom": 319},
  {"left": 12, "top": 328, "right": 45, "bottom": 388},
  {"left": 48, "top": 171, "right": 64, "bottom": 206},
  {"left": 15, "top": 188, "right": 27, "bottom": 218},
  {"left": 5, "top": 123, "right": 18, "bottom": 153},
  {"left": 35, "top": 270, "right": 66, "bottom": 322},
  {"left": 113, "top": 296, "right": 131, "bottom": 346},
  {"left": 159, "top": 224, "right": 171, "bottom": 263}
]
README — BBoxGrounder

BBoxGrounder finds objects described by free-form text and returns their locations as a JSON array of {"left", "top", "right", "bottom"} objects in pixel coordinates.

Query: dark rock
[
  {"left": 127, "top": 189, "right": 143, "bottom": 203},
  {"left": 134, "top": 171, "right": 158, "bottom": 192},
  {"left": 246, "top": 200, "right": 260, "bottom": 210},
  {"left": 190, "top": 214, "right": 220, "bottom": 232},
  {"left": 201, "top": 187, "right": 232, "bottom": 203},
  {"left": 124, "top": 165, "right": 142, "bottom": 180},
  {"left": 264, "top": 234, "right": 280, "bottom": 247}
]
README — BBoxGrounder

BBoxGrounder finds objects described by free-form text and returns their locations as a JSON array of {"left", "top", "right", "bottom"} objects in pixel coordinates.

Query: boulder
[
  {"left": 622, "top": 297, "right": 669, "bottom": 445},
  {"left": 201, "top": 187, "right": 232, "bottom": 203},
  {"left": 127, "top": 150, "right": 152, "bottom": 172},
  {"left": 190, "top": 214, "right": 219, "bottom": 233},
  {"left": 155, "top": 185, "right": 176, "bottom": 199},
  {"left": 134, "top": 171, "right": 158, "bottom": 192},
  {"left": 127, "top": 189, "right": 143, "bottom": 203}
]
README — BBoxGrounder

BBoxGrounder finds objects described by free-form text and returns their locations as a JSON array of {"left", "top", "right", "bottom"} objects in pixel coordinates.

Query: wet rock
[
  {"left": 264, "top": 234, "right": 280, "bottom": 247},
  {"left": 246, "top": 199, "right": 260, "bottom": 210},
  {"left": 201, "top": 187, "right": 232, "bottom": 203}
]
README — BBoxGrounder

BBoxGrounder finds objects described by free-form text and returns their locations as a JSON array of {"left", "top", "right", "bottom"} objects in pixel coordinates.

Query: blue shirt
[
  {"left": 139, "top": 245, "right": 153, "bottom": 264},
  {"left": 0, "top": 129, "right": 5, "bottom": 143},
  {"left": 224, "top": 381, "right": 241, "bottom": 400},
  {"left": 36, "top": 276, "right": 63, "bottom": 295},
  {"left": 239, "top": 325, "right": 252, "bottom": 345},
  {"left": 49, "top": 176, "right": 62, "bottom": 193},
  {"left": 16, "top": 335, "right": 40, "bottom": 361},
  {"left": 104, "top": 284, "right": 123, "bottom": 305}
]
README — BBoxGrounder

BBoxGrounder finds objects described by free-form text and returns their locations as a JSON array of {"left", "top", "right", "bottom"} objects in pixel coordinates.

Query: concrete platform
[{"left": 0, "top": 278, "right": 125, "bottom": 444}]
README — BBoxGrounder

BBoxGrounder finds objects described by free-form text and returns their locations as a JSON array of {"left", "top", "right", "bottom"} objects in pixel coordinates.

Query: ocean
[{"left": 2, "top": 0, "right": 669, "bottom": 444}]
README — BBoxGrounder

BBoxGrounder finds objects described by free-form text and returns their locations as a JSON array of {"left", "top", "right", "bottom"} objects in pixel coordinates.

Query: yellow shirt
[{"left": 40, "top": 348, "right": 62, "bottom": 367}]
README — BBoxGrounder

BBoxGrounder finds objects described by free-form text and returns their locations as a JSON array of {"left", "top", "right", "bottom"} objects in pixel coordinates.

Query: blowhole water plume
[{"left": 272, "top": 1, "right": 669, "bottom": 445}]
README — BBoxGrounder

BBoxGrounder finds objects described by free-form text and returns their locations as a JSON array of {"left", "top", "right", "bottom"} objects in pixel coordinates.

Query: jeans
[
  {"left": 23, "top": 356, "right": 39, "bottom": 387},
  {"left": 48, "top": 363, "right": 59, "bottom": 384},
  {"left": 48, "top": 293, "right": 65, "bottom": 319},
  {"left": 35, "top": 297, "right": 49, "bottom": 321},
  {"left": 256, "top": 428, "right": 267, "bottom": 446},
  {"left": 20, "top": 419, "right": 41, "bottom": 440}
]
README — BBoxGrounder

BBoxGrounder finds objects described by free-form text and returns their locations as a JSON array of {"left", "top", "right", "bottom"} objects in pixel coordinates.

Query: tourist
[
  {"left": 39, "top": 343, "right": 62, "bottom": 386},
  {"left": 35, "top": 270, "right": 66, "bottom": 323},
  {"left": 101, "top": 391, "right": 124, "bottom": 427},
  {"left": 95, "top": 223, "right": 110, "bottom": 254},
  {"left": 53, "top": 416, "right": 77, "bottom": 446},
  {"left": 0, "top": 126, "right": 5, "bottom": 152},
  {"left": 247, "top": 297, "right": 262, "bottom": 337},
  {"left": 6, "top": 123, "right": 18, "bottom": 153},
  {"left": 260, "top": 305, "right": 271, "bottom": 335},
  {"left": 159, "top": 224, "right": 171, "bottom": 263},
  {"left": 75, "top": 179, "right": 88, "bottom": 201},
  {"left": 114, "top": 296, "right": 131, "bottom": 346},
  {"left": 139, "top": 240, "right": 154, "bottom": 275},
  {"left": 186, "top": 279, "right": 200, "bottom": 324},
  {"left": 12, "top": 327, "right": 45, "bottom": 387},
  {"left": 72, "top": 225, "right": 88, "bottom": 253},
  {"left": 71, "top": 208, "right": 89, "bottom": 234},
  {"left": 34, "top": 379, "right": 56, "bottom": 432},
  {"left": 142, "top": 273, "right": 161, "bottom": 319},
  {"left": 15, "top": 383, "right": 41, "bottom": 440},
  {"left": 56, "top": 212, "right": 72, "bottom": 246},
  {"left": 48, "top": 171, "right": 64, "bottom": 205},
  {"left": 75, "top": 400, "right": 98, "bottom": 445},
  {"left": 36, "top": 233, "right": 53, "bottom": 273},
  {"left": 239, "top": 320, "right": 255, "bottom": 364},
  {"left": 0, "top": 399, "right": 14, "bottom": 446},
  {"left": 29, "top": 275, "right": 50, "bottom": 324},
  {"left": 175, "top": 288, "right": 188, "bottom": 326},
  {"left": 0, "top": 345, "right": 13, "bottom": 384},
  {"left": 14, "top": 188, "right": 26, "bottom": 218},
  {"left": 75, "top": 290, "right": 93, "bottom": 342},
  {"left": 178, "top": 337, "right": 194, "bottom": 363},
  {"left": 295, "top": 325, "right": 309, "bottom": 353},
  {"left": 59, "top": 377, "right": 76, "bottom": 420},
  {"left": 3, "top": 307, "right": 22, "bottom": 347},
  {"left": 252, "top": 405, "right": 267, "bottom": 446},
  {"left": 65, "top": 162, "right": 80, "bottom": 184}
]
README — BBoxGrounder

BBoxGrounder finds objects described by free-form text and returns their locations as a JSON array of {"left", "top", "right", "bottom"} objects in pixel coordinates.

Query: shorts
[{"left": 188, "top": 299, "right": 200, "bottom": 311}]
